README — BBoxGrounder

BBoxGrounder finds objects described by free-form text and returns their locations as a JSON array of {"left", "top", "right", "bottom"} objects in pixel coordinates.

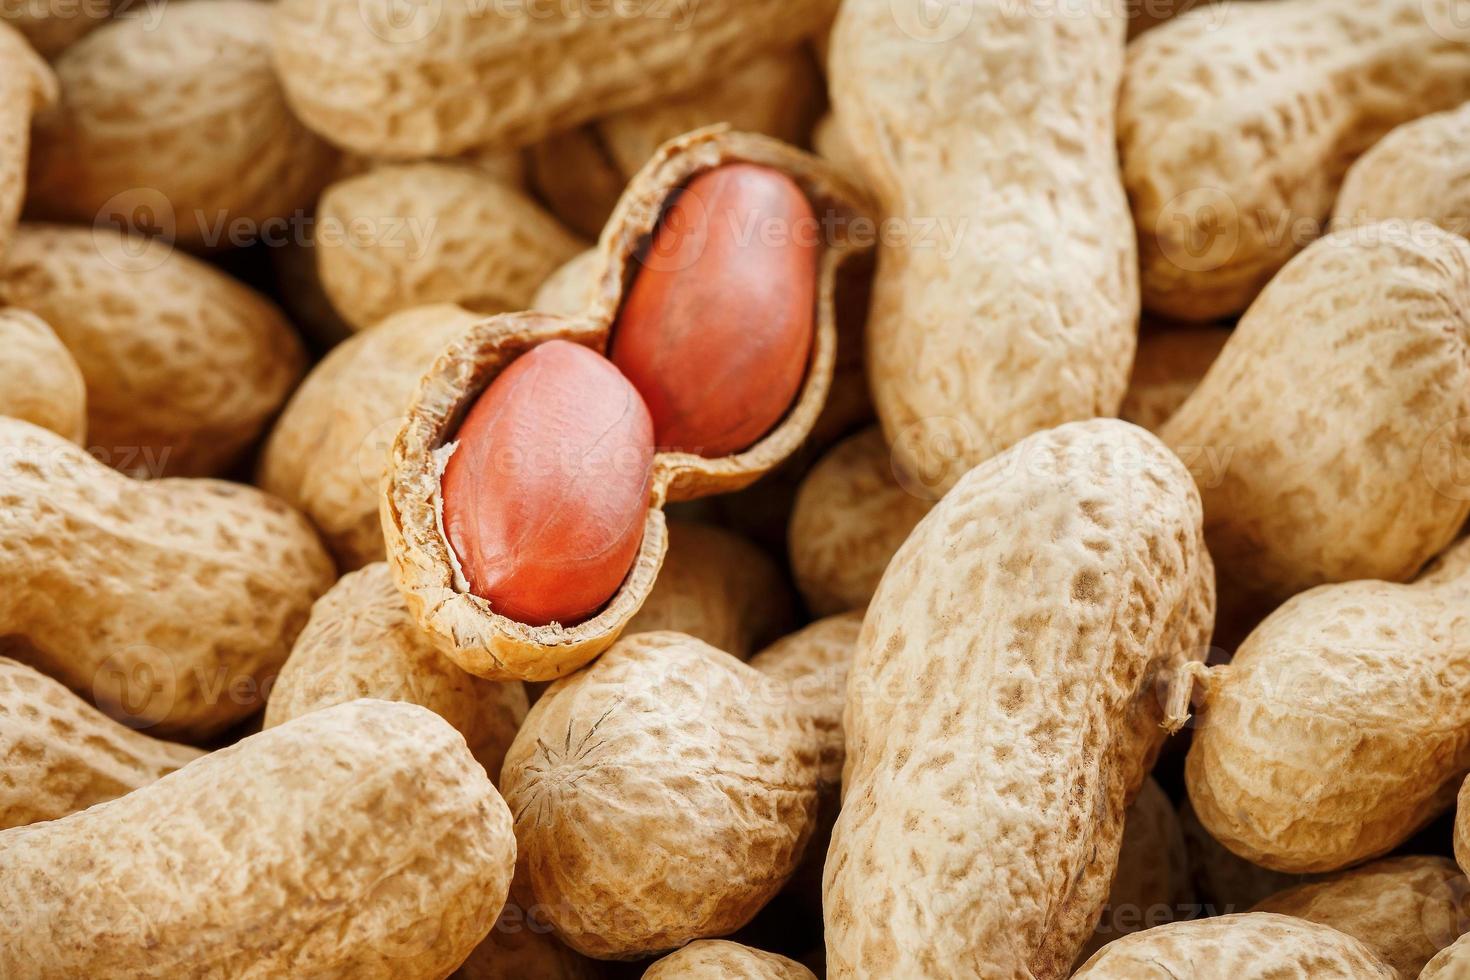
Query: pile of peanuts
[{"left": 4, "top": 0, "right": 1470, "bottom": 976}]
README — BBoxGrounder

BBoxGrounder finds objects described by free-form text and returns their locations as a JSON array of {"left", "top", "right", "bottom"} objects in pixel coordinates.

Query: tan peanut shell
[
  {"left": 0, "top": 223, "right": 305, "bottom": 477},
  {"left": 270, "top": 228, "right": 358, "bottom": 349},
  {"left": 0, "top": 417, "right": 334, "bottom": 739},
  {"left": 499, "top": 631, "right": 821, "bottom": 959},
  {"left": 260, "top": 304, "right": 481, "bottom": 571},
  {"left": 1179, "top": 799, "right": 1318, "bottom": 914},
  {"left": 264, "top": 563, "right": 527, "bottom": 783},
  {"left": 749, "top": 611, "right": 863, "bottom": 913},
  {"left": 1159, "top": 225, "right": 1470, "bottom": 628},
  {"left": 533, "top": 248, "right": 600, "bottom": 316},
  {"left": 1423, "top": 932, "right": 1470, "bottom": 980},
  {"left": 0, "top": 308, "right": 84, "bottom": 443},
  {"left": 624, "top": 520, "right": 796, "bottom": 660},
  {"left": 824, "top": 419, "right": 1215, "bottom": 979},
  {"left": 0, "top": 699, "right": 516, "bottom": 979},
  {"left": 271, "top": 0, "right": 836, "bottom": 158},
  {"left": 531, "top": 48, "right": 824, "bottom": 238},
  {"left": 1078, "top": 777, "right": 1193, "bottom": 965},
  {"left": 26, "top": 0, "right": 337, "bottom": 250},
  {"left": 830, "top": 0, "right": 1137, "bottom": 492},
  {"left": 382, "top": 129, "right": 872, "bottom": 682},
  {"left": 1333, "top": 102, "right": 1470, "bottom": 239},
  {"left": 1458, "top": 777, "right": 1470, "bottom": 877},
  {"left": 642, "top": 940, "right": 817, "bottom": 979},
  {"left": 1185, "top": 537, "right": 1470, "bottom": 874},
  {"left": 1120, "top": 0, "right": 1470, "bottom": 321},
  {"left": 789, "top": 426, "right": 929, "bottom": 616},
  {"left": 1071, "top": 912, "right": 1397, "bottom": 978},
  {"left": 811, "top": 113, "right": 860, "bottom": 187},
  {"left": 453, "top": 885, "right": 602, "bottom": 980},
  {"left": 0, "top": 23, "right": 53, "bottom": 262},
  {"left": 316, "top": 162, "right": 584, "bottom": 332},
  {"left": 1250, "top": 856, "right": 1467, "bottom": 977},
  {"left": 1119, "top": 325, "right": 1231, "bottom": 433},
  {"left": 0, "top": 656, "right": 202, "bottom": 830},
  {"left": 0, "top": 0, "right": 110, "bottom": 58}
]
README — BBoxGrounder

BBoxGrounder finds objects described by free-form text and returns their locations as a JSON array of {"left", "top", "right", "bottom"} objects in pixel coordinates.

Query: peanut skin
[
  {"left": 824, "top": 419, "right": 1214, "bottom": 978},
  {"left": 612, "top": 164, "right": 818, "bottom": 457},
  {"left": 0, "top": 700, "right": 516, "bottom": 979},
  {"left": 441, "top": 339, "right": 655, "bottom": 627},
  {"left": 0, "top": 656, "right": 202, "bottom": 830},
  {"left": 0, "top": 417, "right": 334, "bottom": 739}
]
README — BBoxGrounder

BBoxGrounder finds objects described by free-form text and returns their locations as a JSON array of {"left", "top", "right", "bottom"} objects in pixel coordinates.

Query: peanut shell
[
  {"left": 381, "top": 128, "right": 872, "bottom": 682},
  {"left": 643, "top": 940, "right": 816, "bottom": 979},
  {"left": 0, "top": 0, "right": 110, "bottom": 57},
  {"left": 0, "top": 417, "right": 334, "bottom": 739},
  {"left": 0, "top": 699, "right": 516, "bottom": 979},
  {"left": 1423, "top": 932, "right": 1470, "bottom": 980},
  {"left": 824, "top": 418, "right": 1215, "bottom": 978},
  {"left": 1119, "top": 325, "right": 1231, "bottom": 433},
  {"left": 1334, "top": 101, "right": 1470, "bottom": 239},
  {"left": 0, "top": 23, "right": 53, "bottom": 262},
  {"left": 532, "top": 248, "right": 600, "bottom": 316},
  {"left": 0, "top": 307, "right": 84, "bottom": 443}
]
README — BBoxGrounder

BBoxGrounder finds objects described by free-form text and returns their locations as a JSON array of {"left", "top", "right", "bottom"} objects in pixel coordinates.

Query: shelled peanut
[{"left": 25, "top": 0, "right": 337, "bottom": 250}]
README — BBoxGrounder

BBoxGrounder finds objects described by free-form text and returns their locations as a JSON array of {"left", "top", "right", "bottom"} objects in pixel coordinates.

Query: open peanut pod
[{"left": 382, "top": 128, "right": 873, "bottom": 681}]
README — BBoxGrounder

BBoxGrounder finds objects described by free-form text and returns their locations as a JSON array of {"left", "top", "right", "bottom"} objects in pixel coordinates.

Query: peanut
[
  {"left": 1071, "top": 912, "right": 1397, "bottom": 978},
  {"left": 440, "top": 338, "right": 656, "bottom": 628},
  {"left": 382, "top": 130, "right": 869, "bottom": 681},
  {"left": 1120, "top": 0, "right": 1470, "bottom": 320},
  {"left": 0, "top": 656, "right": 202, "bottom": 830},
  {"left": 1119, "top": 325, "right": 1231, "bottom": 433},
  {"left": 824, "top": 419, "right": 1214, "bottom": 978},
  {"left": 25, "top": 0, "right": 337, "bottom": 251},
  {"left": 1179, "top": 799, "right": 1317, "bottom": 914},
  {"left": 271, "top": 0, "right": 836, "bottom": 158},
  {"left": 259, "top": 304, "right": 481, "bottom": 571},
  {"left": 0, "top": 417, "right": 334, "bottom": 739},
  {"left": 1458, "top": 777, "right": 1470, "bottom": 876},
  {"left": 0, "top": 0, "right": 110, "bottom": 58},
  {"left": 642, "top": 940, "right": 817, "bottom": 979},
  {"left": 316, "top": 162, "right": 584, "bottom": 332},
  {"left": 1185, "top": 538, "right": 1470, "bottom": 873},
  {"left": 0, "top": 307, "right": 85, "bottom": 443},
  {"left": 788, "top": 426, "right": 929, "bottom": 616},
  {"left": 830, "top": 0, "right": 1137, "bottom": 491},
  {"left": 452, "top": 879, "right": 602, "bottom": 980},
  {"left": 264, "top": 562, "right": 528, "bottom": 784},
  {"left": 531, "top": 49, "right": 824, "bottom": 239},
  {"left": 625, "top": 519, "right": 797, "bottom": 660},
  {"left": 1250, "top": 856, "right": 1467, "bottom": 977},
  {"left": 1423, "top": 933, "right": 1470, "bottom": 980},
  {"left": 0, "top": 223, "right": 305, "bottom": 477},
  {"left": 499, "top": 631, "right": 820, "bottom": 959},
  {"left": 1159, "top": 225, "right": 1470, "bottom": 631},
  {"left": 1333, "top": 102, "right": 1470, "bottom": 239},
  {"left": 612, "top": 164, "right": 818, "bottom": 457},
  {"left": 0, "top": 699, "right": 516, "bottom": 979},
  {"left": 0, "top": 23, "right": 53, "bottom": 262},
  {"left": 1078, "top": 778, "right": 1193, "bottom": 965}
]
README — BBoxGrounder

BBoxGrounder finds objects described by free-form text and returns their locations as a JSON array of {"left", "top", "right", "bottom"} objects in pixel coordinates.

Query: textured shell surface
[
  {"left": 1423, "top": 932, "right": 1470, "bottom": 980},
  {"left": 788, "top": 425, "right": 931, "bottom": 616},
  {"left": 824, "top": 418, "right": 1215, "bottom": 979},
  {"left": 0, "top": 23, "right": 53, "bottom": 263},
  {"left": 830, "top": 0, "right": 1138, "bottom": 492},
  {"left": 0, "top": 656, "right": 202, "bottom": 831},
  {"left": 500, "top": 631, "right": 821, "bottom": 959},
  {"left": 623, "top": 519, "right": 797, "bottom": 660},
  {"left": 1120, "top": 0, "right": 1470, "bottom": 319},
  {"left": 1119, "top": 326, "right": 1231, "bottom": 433},
  {"left": 1334, "top": 101, "right": 1470, "bottom": 239},
  {"left": 264, "top": 562, "right": 528, "bottom": 783},
  {"left": 0, "top": 417, "right": 335, "bottom": 739},
  {"left": 1071, "top": 912, "right": 1398, "bottom": 978},
  {"left": 272, "top": 0, "right": 838, "bottom": 157},
  {"left": 316, "top": 162, "right": 584, "bottom": 331},
  {"left": 1186, "top": 537, "right": 1470, "bottom": 874},
  {"left": 0, "top": 223, "right": 305, "bottom": 477},
  {"left": 1250, "top": 855, "right": 1467, "bottom": 976},
  {"left": 259, "top": 304, "right": 481, "bottom": 570},
  {"left": 26, "top": 0, "right": 337, "bottom": 249},
  {"left": 0, "top": 699, "right": 516, "bottom": 980},
  {"left": 0, "top": 307, "right": 85, "bottom": 443},
  {"left": 1159, "top": 224, "right": 1470, "bottom": 627},
  {"left": 642, "top": 939, "right": 817, "bottom": 979}
]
